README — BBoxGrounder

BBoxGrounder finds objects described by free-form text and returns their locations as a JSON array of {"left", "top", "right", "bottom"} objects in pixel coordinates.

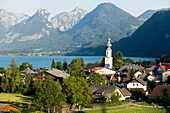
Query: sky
[{"left": 0, "top": 0, "right": 170, "bottom": 17}]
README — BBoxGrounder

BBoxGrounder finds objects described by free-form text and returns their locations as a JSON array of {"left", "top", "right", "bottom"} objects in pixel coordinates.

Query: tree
[
  {"left": 23, "top": 73, "right": 34, "bottom": 95},
  {"left": 88, "top": 73, "right": 105, "bottom": 86},
  {"left": 105, "top": 91, "right": 121, "bottom": 103},
  {"left": 1, "top": 59, "right": 22, "bottom": 93},
  {"left": 100, "top": 57, "right": 105, "bottom": 67},
  {"left": 129, "top": 69, "right": 135, "bottom": 78},
  {"left": 56, "top": 61, "right": 63, "bottom": 70},
  {"left": 95, "top": 61, "right": 99, "bottom": 64},
  {"left": 63, "top": 58, "right": 68, "bottom": 71},
  {"left": 51, "top": 59, "right": 56, "bottom": 69},
  {"left": 150, "top": 60, "right": 156, "bottom": 65},
  {"left": 160, "top": 55, "right": 170, "bottom": 63},
  {"left": 125, "top": 58, "right": 134, "bottom": 64},
  {"left": 111, "top": 91, "right": 121, "bottom": 102},
  {"left": 19, "top": 62, "right": 33, "bottom": 71},
  {"left": 0, "top": 67, "right": 5, "bottom": 73},
  {"left": 66, "top": 58, "right": 86, "bottom": 78},
  {"left": 152, "top": 89, "right": 170, "bottom": 113},
  {"left": 113, "top": 51, "right": 125, "bottom": 70},
  {"left": 113, "top": 59, "right": 124, "bottom": 70},
  {"left": 62, "top": 76, "right": 91, "bottom": 110},
  {"left": 33, "top": 76, "right": 64, "bottom": 113}
]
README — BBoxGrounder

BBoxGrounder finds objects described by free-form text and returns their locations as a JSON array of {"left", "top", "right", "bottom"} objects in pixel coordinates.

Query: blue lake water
[{"left": 0, "top": 56, "right": 157, "bottom": 69}]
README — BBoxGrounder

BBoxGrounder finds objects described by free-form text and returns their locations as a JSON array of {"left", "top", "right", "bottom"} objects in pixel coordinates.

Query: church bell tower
[{"left": 105, "top": 33, "right": 113, "bottom": 69}]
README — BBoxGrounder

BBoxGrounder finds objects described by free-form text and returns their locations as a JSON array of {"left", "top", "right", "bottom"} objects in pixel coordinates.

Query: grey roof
[
  {"left": 135, "top": 78, "right": 147, "bottom": 86},
  {"left": 118, "top": 65, "right": 143, "bottom": 72},
  {"left": 21, "top": 67, "right": 34, "bottom": 74},
  {"left": 0, "top": 103, "right": 10, "bottom": 110},
  {"left": 138, "top": 74, "right": 147, "bottom": 79},
  {"left": 91, "top": 85, "right": 118, "bottom": 97},
  {"left": 120, "top": 88, "right": 132, "bottom": 96},
  {"left": 45, "top": 69, "right": 70, "bottom": 78}
]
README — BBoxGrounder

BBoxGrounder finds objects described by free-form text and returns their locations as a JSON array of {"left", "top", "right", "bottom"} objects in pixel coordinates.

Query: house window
[{"left": 133, "top": 84, "right": 135, "bottom": 86}]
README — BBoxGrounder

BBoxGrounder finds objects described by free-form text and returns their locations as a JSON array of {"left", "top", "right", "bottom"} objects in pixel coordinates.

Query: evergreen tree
[
  {"left": 95, "top": 61, "right": 99, "bottom": 64},
  {"left": 23, "top": 73, "right": 34, "bottom": 95},
  {"left": 19, "top": 62, "right": 33, "bottom": 71},
  {"left": 1, "top": 59, "right": 22, "bottom": 93},
  {"left": 56, "top": 61, "right": 63, "bottom": 70},
  {"left": 63, "top": 58, "right": 68, "bottom": 71},
  {"left": 51, "top": 59, "right": 56, "bottom": 69},
  {"left": 88, "top": 72, "right": 105, "bottom": 86},
  {"left": 100, "top": 57, "right": 105, "bottom": 67}
]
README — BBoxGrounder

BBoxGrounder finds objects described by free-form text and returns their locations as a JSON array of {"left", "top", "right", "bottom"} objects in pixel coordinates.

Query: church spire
[
  {"left": 105, "top": 32, "right": 113, "bottom": 69},
  {"left": 106, "top": 32, "right": 112, "bottom": 50}
]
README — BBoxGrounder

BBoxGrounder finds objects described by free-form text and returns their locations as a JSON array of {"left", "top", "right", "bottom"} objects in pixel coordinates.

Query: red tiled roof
[
  {"left": 154, "top": 63, "right": 170, "bottom": 71},
  {"left": 90, "top": 67, "right": 105, "bottom": 72}
]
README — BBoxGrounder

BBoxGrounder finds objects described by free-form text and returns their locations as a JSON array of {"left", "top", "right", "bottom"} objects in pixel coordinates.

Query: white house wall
[
  {"left": 96, "top": 68, "right": 116, "bottom": 75},
  {"left": 127, "top": 83, "right": 147, "bottom": 91}
]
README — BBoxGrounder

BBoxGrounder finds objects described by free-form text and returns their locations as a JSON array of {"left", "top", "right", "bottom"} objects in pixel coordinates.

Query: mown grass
[
  {"left": 0, "top": 93, "right": 33, "bottom": 107},
  {"left": 79, "top": 105, "right": 166, "bottom": 113},
  {"left": 138, "top": 102, "right": 152, "bottom": 106}
]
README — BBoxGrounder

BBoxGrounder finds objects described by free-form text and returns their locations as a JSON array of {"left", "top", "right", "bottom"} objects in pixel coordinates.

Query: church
[{"left": 105, "top": 35, "right": 113, "bottom": 69}]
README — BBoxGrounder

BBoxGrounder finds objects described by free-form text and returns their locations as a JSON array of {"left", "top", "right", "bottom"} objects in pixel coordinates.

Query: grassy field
[
  {"left": 80, "top": 105, "right": 166, "bottom": 113},
  {"left": 0, "top": 93, "right": 33, "bottom": 107}
]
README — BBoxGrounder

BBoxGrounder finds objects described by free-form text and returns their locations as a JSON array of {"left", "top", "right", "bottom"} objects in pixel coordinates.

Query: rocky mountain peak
[
  {"left": 32, "top": 9, "right": 51, "bottom": 22},
  {"left": 0, "top": 9, "right": 29, "bottom": 28},
  {"left": 52, "top": 7, "right": 87, "bottom": 31}
]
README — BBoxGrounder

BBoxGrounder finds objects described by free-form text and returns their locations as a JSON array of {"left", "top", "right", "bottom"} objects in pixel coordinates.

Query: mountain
[
  {"left": 0, "top": 3, "right": 141, "bottom": 51},
  {"left": 1, "top": 9, "right": 55, "bottom": 43},
  {"left": 70, "top": 10, "right": 170, "bottom": 57},
  {"left": 67, "top": 3, "right": 140, "bottom": 47},
  {"left": 0, "top": 9, "right": 29, "bottom": 28},
  {"left": 52, "top": 7, "right": 87, "bottom": 31},
  {"left": 137, "top": 10, "right": 157, "bottom": 24},
  {"left": 0, "top": 9, "right": 77, "bottom": 51}
]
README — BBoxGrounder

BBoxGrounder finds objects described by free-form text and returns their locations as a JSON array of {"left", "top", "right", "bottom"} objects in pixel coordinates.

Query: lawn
[
  {"left": 0, "top": 93, "right": 33, "bottom": 107},
  {"left": 80, "top": 105, "right": 166, "bottom": 113}
]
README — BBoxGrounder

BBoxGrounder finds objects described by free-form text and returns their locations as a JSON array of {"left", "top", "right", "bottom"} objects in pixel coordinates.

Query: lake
[{"left": 0, "top": 56, "right": 157, "bottom": 69}]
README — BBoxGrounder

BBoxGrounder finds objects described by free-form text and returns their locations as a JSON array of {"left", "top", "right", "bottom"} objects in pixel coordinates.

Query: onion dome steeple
[{"left": 106, "top": 33, "right": 112, "bottom": 50}]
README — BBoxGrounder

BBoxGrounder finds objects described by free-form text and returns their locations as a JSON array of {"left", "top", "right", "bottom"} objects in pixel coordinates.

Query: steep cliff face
[{"left": 52, "top": 7, "right": 88, "bottom": 31}]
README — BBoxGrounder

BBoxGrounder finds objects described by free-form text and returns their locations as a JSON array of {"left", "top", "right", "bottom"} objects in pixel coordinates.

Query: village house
[
  {"left": 21, "top": 67, "right": 35, "bottom": 78},
  {"left": 90, "top": 85, "right": 132, "bottom": 102},
  {"left": 154, "top": 63, "right": 170, "bottom": 74},
  {"left": 127, "top": 78, "right": 147, "bottom": 91},
  {"left": 162, "top": 69, "right": 170, "bottom": 85},
  {"left": 0, "top": 104, "right": 22, "bottom": 112},
  {"left": 89, "top": 67, "right": 116, "bottom": 75},
  {"left": 33, "top": 68, "right": 70, "bottom": 83}
]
